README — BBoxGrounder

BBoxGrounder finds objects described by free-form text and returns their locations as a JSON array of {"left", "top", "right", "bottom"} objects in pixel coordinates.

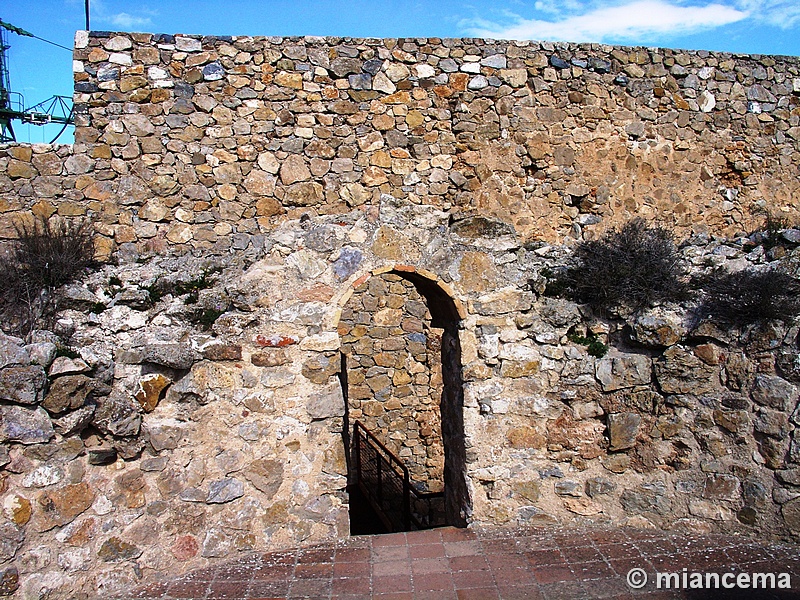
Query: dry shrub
[
  {"left": 1, "top": 217, "right": 96, "bottom": 335},
  {"left": 551, "top": 219, "right": 688, "bottom": 313},
  {"left": 697, "top": 268, "right": 800, "bottom": 327}
]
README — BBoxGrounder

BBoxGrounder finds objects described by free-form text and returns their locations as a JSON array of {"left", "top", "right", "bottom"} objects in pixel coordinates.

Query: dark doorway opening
[
  {"left": 340, "top": 269, "right": 470, "bottom": 535},
  {"left": 347, "top": 484, "right": 389, "bottom": 535}
]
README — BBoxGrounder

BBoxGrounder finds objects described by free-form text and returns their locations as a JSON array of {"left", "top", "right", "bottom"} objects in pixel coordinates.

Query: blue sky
[{"left": 3, "top": 0, "right": 800, "bottom": 143}]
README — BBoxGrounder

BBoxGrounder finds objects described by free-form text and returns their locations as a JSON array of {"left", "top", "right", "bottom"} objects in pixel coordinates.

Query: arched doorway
[{"left": 336, "top": 267, "right": 468, "bottom": 533}]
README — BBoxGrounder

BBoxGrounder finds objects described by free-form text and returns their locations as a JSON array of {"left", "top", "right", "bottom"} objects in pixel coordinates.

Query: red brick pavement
[{"left": 118, "top": 526, "right": 800, "bottom": 599}]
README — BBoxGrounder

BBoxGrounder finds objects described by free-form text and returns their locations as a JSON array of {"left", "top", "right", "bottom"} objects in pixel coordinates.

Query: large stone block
[
  {"left": 654, "top": 346, "right": 718, "bottom": 395},
  {"left": 42, "top": 375, "right": 94, "bottom": 414},
  {"left": 607, "top": 412, "right": 641, "bottom": 450},
  {"left": 751, "top": 374, "right": 798, "bottom": 412},
  {"left": 35, "top": 483, "right": 95, "bottom": 531},
  {"left": 0, "top": 405, "right": 54, "bottom": 444},
  {"left": 596, "top": 353, "right": 651, "bottom": 392},
  {"left": 0, "top": 365, "right": 47, "bottom": 405}
]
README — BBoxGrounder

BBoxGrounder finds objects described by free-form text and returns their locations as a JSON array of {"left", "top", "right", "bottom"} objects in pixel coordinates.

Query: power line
[
  {"left": 30, "top": 34, "right": 72, "bottom": 53},
  {"left": 0, "top": 19, "right": 72, "bottom": 52}
]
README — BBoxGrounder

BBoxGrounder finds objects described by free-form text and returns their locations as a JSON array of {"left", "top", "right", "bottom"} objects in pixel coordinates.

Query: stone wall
[
  {"left": 3, "top": 33, "right": 800, "bottom": 252},
  {"left": 0, "top": 30, "right": 798, "bottom": 599}
]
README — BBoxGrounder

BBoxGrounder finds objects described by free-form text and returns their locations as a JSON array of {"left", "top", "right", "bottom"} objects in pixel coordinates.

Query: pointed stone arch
[{"left": 334, "top": 265, "right": 469, "bottom": 530}]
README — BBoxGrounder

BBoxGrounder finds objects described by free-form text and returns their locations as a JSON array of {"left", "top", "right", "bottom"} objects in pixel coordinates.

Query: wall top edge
[{"left": 74, "top": 30, "right": 800, "bottom": 62}]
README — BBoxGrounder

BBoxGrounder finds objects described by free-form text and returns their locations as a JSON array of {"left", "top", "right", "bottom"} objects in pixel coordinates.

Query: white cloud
[
  {"left": 87, "top": 0, "right": 156, "bottom": 30},
  {"left": 462, "top": 0, "right": 749, "bottom": 44},
  {"left": 733, "top": 0, "right": 800, "bottom": 28},
  {"left": 107, "top": 12, "right": 153, "bottom": 29}
]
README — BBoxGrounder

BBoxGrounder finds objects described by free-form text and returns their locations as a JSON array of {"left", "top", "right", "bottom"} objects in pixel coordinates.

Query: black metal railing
[{"left": 353, "top": 420, "right": 445, "bottom": 532}]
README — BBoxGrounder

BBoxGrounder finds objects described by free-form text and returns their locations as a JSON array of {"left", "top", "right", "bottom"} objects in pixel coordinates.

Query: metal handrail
[{"left": 353, "top": 420, "right": 444, "bottom": 531}]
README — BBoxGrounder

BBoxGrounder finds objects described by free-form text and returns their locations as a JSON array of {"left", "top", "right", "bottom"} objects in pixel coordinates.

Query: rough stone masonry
[{"left": 0, "top": 30, "right": 799, "bottom": 599}]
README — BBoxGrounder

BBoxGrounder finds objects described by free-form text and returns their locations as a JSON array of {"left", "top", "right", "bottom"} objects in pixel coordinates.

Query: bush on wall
[
  {"left": 696, "top": 267, "right": 800, "bottom": 327},
  {"left": 1, "top": 216, "right": 97, "bottom": 336},
  {"left": 547, "top": 219, "right": 689, "bottom": 314}
]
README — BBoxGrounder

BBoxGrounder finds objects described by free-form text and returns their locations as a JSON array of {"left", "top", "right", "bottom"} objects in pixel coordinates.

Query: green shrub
[
  {"left": 144, "top": 267, "right": 222, "bottom": 306},
  {"left": 567, "top": 330, "right": 609, "bottom": 358},
  {"left": 697, "top": 268, "right": 800, "bottom": 327},
  {"left": 549, "top": 219, "right": 688, "bottom": 313}
]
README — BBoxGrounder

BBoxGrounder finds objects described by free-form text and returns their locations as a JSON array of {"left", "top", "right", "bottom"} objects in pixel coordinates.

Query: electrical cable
[
  {"left": 30, "top": 35, "right": 72, "bottom": 53},
  {"left": 0, "top": 20, "right": 72, "bottom": 52}
]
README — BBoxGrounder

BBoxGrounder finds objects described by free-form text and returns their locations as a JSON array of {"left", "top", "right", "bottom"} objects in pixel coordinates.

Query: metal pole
[
  {"left": 403, "top": 471, "right": 411, "bottom": 531},
  {"left": 84, "top": 0, "right": 90, "bottom": 31},
  {"left": 354, "top": 423, "right": 361, "bottom": 486}
]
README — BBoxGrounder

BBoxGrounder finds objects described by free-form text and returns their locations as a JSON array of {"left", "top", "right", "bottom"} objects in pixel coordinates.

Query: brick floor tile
[
  {"left": 295, "top": 562, "right": 334, "bottom": 579},
  {"left": 127, "top": 581, "right": 169, "bottom": 598},
  {"left": 635, "top": 539, "right": 680, "bottom": 556},
  {"left": 647, "top": 554, "right": 686, "bottom": 571},
  {"left": 496, "top": 584, "right": 545, "bottom": 600},
  {"left": 532, "top": 565, "right": 576, "bottom": 584},
  {"left": 260, "top": 551, "right": 296, "bottom": 567},
  {"left": 374, "top": 559, "right": 412, "bottom": 577},
  {"left": 410, "top": 543, "right": 446, "bottom": 559},
  {"left": 553, "top": 532, "right": 592, "bottom": 547},
  {"left": 332, "top": 576, "right": 371, "bottom": 594},
  {"left": 481, "top": 538, "right": 522, "bottom": 554},
  {"left": 408, "top": 529, "right": 444, "bottom": 544},
  {"left": 414, "top": 591, "right": 459, "bottom": 600},
  {"left": 373, "top": 532, "right": 408, "bottom": 546},
  {"left": 287, "top": 577, "right": 332, "bottom": 597},
  {"left": 374, "top": 574, "right": 412, "bottom": 593},
  {"left": 596, "top": 542, "right": 643, "bottom": 560},
  {"left": 414, "top": 571, "right": 455, "bottom": 591},
  {"left": 539, "top": 580, "right": 590, "bottom": 600},
  {"left": 374, "top": 545, "right": 411, "bottom": 561},
  {"left": 526, "top": 548, "right": 567, "bottom": 567},
  {"left": 609, "top": 557, "right": 654, "bottom": 576},
  {"left": 206, "top": 580, "right": 251, "bottom": 599},
  {"left": 452, "top": 569, "right": 494, "bottom": 589},
  {"left": 299, "top": 547, "right": 336, "bottom": 563},
  {"left": 491, "top": 566, "right": 537, "bottom": 586},
  {"left": 769, "top": 545, "right": 800, "bottom": 561},
  {"left": 251, "top": 565, "right": 293, "bottom": 581},
  {"left": 334, "top": 546, "right": 372, "bottom": 562},
  {"left": 486, "top": 553, "right": 530, "bottom": 570},
  {"left": 449, "top": 555, "right": 489, "bottom": 572},
  {"left": 339, "top": 535, "right": 372, "bottom": 549},
  {"left": 118, "top": 526, "right": 800, "bottom": 600},
  {"left": 725, "top": 545, "right": 778, "bottom": 564},
  {"left": 623, "top": 529, "right": 664, "bottom": 541},
  {"left": 213, "top": 563, "right": 260, "bottom": 581},
  {"left": 584, "top": 576, "right": 637, "bottom": 598},
  {"left": 247, "top": 580, "right": 291, "bottom": 597},
  {"left": 180, "top": 567, "right": 216, "bottom": 582},
  {"left": 515, "top": 535, "right": 558, "bottom": 551},
  {"left": 165, "top": 581, "right": 210, "bottom": 599},
  {"left": 412, "top": 557, "right": 451, "bottom": 574},
  {"left": 443, "top": 540, "right": 483, "bottom": 557},
  {"left": 572, "top": 560, "right": 617, "bottom": 580},
  {"left": 589, "top": 529, "right": 632, "bottom": 544},
  {"left": 565, "top": 545, "right": 604, "bottom": 563},
  {"left": 333, "top": 560, "right": 371, "bottom": 578},
  {"left": 440, "top": 528, "right": 477, "bottom": 542},
  {"left": 456, "top": 587, "right": 501, "bottom": 599}
]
